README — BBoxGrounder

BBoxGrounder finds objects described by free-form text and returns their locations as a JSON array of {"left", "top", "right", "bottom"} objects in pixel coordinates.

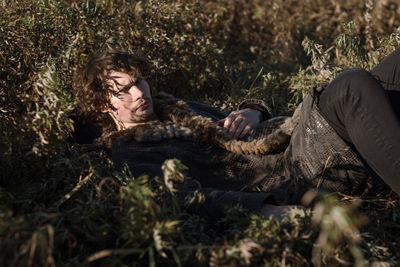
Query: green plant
[{"left": 1, "top": 0, "right": 399, "bottom": 266}]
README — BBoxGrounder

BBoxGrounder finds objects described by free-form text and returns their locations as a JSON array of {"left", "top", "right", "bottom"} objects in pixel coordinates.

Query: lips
[
  {"left": 137, "top": 102, "right": 148, "bottom": 111},
  {"left": 134, "top": 98, "right": 150, "bottom": 112}
]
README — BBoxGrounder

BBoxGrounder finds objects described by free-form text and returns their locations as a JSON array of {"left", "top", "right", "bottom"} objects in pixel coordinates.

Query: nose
[{"left": 129, "top": 85, "right": 144, "bottom": 102}]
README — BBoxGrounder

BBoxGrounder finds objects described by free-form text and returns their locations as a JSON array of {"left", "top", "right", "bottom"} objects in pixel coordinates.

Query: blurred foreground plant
[
  {"left": 1, "top": 0, "right": 400, "bottom": 266},
  {"left": 303, "top": 191, "right": 367, "bottom": 266}
]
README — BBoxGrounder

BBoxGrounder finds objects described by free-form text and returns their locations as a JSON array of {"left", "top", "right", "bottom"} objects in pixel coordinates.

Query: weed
[{"left": 1, "top": 0, "right": 399, "bottom": 266}]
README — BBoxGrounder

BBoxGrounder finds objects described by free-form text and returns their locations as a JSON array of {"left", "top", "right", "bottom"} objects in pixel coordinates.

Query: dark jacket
[{"left": 108, "top": 87, "right": 375, "bottom": 217}]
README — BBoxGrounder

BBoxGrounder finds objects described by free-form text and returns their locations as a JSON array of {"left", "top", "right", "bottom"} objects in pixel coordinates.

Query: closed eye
[{"left": 112, "top": 78, "right": 142, "bottom": 97}]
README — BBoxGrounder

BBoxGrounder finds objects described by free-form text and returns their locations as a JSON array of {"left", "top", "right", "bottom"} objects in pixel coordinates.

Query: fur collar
[{"left": 97, "top": 92, "right": 302, "bottom": 155}]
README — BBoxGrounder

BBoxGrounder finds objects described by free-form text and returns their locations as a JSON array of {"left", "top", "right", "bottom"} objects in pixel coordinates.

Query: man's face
[{"left": 105, "top": 71, "right": 154, "bottom": 129}]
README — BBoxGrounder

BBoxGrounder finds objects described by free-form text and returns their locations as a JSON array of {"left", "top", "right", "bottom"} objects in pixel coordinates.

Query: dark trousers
[{"left": 318, "top": 48, "right": 400, "bottom": 195}]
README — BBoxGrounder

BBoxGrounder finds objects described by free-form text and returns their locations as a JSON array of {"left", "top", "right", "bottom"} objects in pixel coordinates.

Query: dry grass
[{"left": 1, "top": 0, "right": 399, "bottom": 266}]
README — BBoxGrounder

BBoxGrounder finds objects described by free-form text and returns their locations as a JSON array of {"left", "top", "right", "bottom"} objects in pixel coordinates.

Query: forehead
[{"left": 108, "top": 71, "right": 134, "bottom": 85}]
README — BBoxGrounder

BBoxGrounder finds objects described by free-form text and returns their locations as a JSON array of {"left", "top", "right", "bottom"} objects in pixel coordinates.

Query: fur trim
[{"left": 97, "top": 92, "right": 302, "bottom": 155}]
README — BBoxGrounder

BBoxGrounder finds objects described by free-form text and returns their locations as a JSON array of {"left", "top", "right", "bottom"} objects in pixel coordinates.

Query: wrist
[
  {"left": 256, "top": 110, "right": 262, "bottom": 122},
  {"left": 248, "top": 108, "right": 262, "bottom": 122},
  {"left": 238, "top": 99, "right": 272, "bottom": 121}
]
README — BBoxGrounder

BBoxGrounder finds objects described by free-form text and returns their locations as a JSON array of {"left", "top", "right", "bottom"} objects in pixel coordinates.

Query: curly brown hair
[{"left": 73, "top": 49, "right": 150, "bottom": 132}]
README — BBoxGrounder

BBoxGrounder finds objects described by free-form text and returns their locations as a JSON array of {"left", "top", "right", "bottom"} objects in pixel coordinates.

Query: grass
[{"left": 0, "top": 0, "right": 399, "bottom": 266}]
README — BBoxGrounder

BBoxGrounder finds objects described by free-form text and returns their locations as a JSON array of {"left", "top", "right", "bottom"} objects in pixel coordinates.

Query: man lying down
[{"left": 71, "top": 49, "right": 400, "bottom": 219}]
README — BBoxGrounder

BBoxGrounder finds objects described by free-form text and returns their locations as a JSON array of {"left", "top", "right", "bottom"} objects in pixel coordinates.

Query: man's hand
[{"left": 217, "top": 108, "right": 262, "bottom": 139}]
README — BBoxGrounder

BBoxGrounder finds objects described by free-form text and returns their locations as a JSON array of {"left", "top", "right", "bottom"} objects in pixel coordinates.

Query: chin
[{"left": 137, "top": 111, "right": 155, "bottom": 122}]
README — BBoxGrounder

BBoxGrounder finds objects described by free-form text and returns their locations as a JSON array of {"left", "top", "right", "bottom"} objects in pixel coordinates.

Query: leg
[
  {"left": 370, "top": 46, "right": 400, "bottom": 92},
  {"left": 318, "top": 68, "right": 400, "bottom": 196},
  {"left": 370, "top": 47, "right": 400, "bottom": 118}
]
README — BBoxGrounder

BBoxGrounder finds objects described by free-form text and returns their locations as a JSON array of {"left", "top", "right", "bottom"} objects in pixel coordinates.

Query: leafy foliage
[{"left": 1, "top": 0, "right": 399, "bottom": 266}]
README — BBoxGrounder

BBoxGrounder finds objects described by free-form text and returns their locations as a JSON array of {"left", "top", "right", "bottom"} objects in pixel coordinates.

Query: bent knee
[
  {"left": 331, "top": 68, "right": 381, "bottom": 96},
  {"left": 337, "top": 68, "right": 374, "bottom": 84}
]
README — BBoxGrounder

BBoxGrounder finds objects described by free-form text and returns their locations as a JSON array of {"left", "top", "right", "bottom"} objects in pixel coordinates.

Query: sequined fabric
[{"left": 283, "top": 85, "right": 374, "bottom": 199}]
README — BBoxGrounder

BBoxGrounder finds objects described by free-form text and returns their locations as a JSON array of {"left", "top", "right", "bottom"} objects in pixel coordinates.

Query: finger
[
  {"left": 233, "top": 120, "right": 248, "bottom": 139},
  {"left": 229, "top": 117, "right": 243, "bottom": 137},
  {"left": 217, "top": 119, "right": 225, "bottom": 126},
  {"left": 240, "top": 125, "right": 252, "bottom": 138},
  {"left": 227, "top": 117, "right": 239, "bottom": 135},
  {"left": 223, "top": 116, "right": 235, "bottom": 133}
]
